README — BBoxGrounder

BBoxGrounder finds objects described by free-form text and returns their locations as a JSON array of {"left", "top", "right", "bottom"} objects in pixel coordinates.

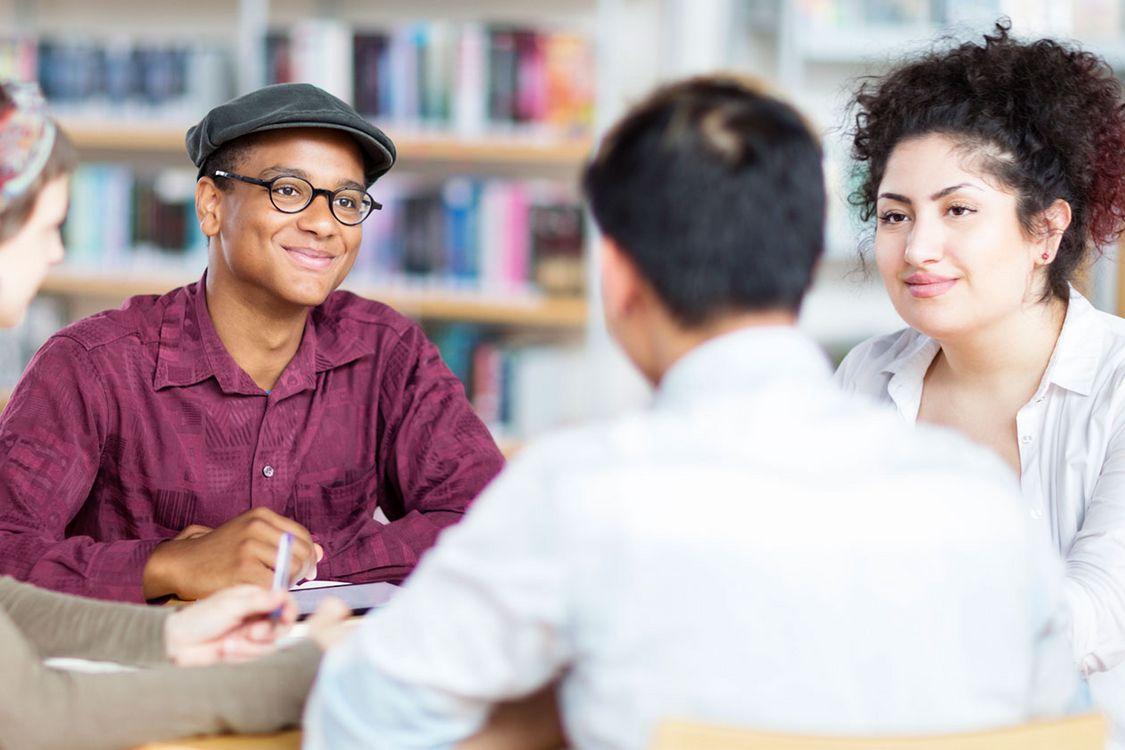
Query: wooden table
[{"left": 138, "top": 730, "right": 300, "bottom": 749}]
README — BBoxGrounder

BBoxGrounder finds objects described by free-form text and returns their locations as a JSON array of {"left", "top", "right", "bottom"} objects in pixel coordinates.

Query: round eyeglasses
[{"left": 212, "top": 170, "right": 381, "bottom": 226}]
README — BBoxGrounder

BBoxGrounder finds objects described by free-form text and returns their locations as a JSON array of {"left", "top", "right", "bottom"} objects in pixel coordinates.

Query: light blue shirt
[{"left": 305, "top": 326, "right": 1081, "bottom": 750}]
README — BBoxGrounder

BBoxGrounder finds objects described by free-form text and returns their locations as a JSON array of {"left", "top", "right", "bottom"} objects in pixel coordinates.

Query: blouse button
[
  {"left": 1020, "top": 434, "right": 1033, "bottom": 445},
  {"left": 262, "top": 465, "right": 276, "bottom": 478},
  {"left": 1031, "top": 508, "right": 1043, "bottom": 520}
]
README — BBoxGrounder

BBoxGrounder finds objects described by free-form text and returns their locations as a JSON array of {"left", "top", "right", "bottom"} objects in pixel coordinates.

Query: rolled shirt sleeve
[{"left": 1064, "top": 415, "right": 1125, "bottom": 675}]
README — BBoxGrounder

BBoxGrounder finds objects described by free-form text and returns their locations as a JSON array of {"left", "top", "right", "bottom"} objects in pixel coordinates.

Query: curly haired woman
[{"left": 835, "top": 21, "right": 1125, "bottom": 742}]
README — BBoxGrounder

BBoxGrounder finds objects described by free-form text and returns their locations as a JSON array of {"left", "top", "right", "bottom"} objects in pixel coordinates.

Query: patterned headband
[{"left": 0, "top": 80, "right": 56, "bottom": 214}]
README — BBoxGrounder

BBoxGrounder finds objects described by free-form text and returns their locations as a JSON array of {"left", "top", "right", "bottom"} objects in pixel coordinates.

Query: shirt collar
[
  {"left": 875, "top": 286, "right": 1104, "bottom": 416},
  {"left": 153, "top": 274, "right": 229, "bottom": 391},
  {"left": 306, "top": 300, "right": 371, "bottom": 375},
  {"left": 154, "top": 272, "right": 370, "bottom": 396},
  {"left": 1039, "top": 287, "right": 1105, "bottom": 398},
  {"left": 880, "top": 332, "right": 940, "bottom": 379},
  {"left": 654, "top": 325, "right": 832, "bottom": 410},
  {"left": 880, "top": 332, "right": 940, "bottom": 423}
]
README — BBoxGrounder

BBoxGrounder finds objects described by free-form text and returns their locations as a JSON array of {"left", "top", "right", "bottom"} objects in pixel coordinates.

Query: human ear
[
  {"left": 1038, "top": 199, "right": 1072, "bottom": 263},
  {"left": 195, "top": 178, "right": 222, "bottom": 238}
]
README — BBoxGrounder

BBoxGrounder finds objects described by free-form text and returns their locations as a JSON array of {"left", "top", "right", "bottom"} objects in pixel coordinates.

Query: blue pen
[{"left": 270, "top": 532, "right": 294, "bottom": 619}]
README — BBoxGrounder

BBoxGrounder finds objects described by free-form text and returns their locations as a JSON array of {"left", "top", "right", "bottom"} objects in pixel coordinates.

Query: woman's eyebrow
[
  {"left": 930, "top": 182, "right": 979, "bottom": 200},
  {"left": 877, "top": 183, "right": 982, "bottom": 204}
]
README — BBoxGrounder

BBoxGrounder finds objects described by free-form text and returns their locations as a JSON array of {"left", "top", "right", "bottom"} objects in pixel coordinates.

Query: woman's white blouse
[{"left": 836, "top": 288, "right": 1125, "bottom": 734}]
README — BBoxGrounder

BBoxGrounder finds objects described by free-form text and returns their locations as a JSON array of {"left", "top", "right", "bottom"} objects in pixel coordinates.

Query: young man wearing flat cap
[{"left": 0, "top": 83, "right": 504, "bottom": 602}]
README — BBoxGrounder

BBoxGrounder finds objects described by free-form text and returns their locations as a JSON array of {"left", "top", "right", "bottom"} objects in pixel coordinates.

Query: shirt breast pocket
[{"left": 294, "top": 463, "right": 379, "bottom": 532}]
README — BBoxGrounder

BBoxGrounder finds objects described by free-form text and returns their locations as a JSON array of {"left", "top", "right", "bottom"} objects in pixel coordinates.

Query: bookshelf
[
  {"left": 0, "top": 0, "right": 611, "bottom": 441},
  {"left": 40, "top": 267, "right": 587, "bottom": 329},
  {"left": 60, "top": 120, "right": 593, "bottom": 170}
]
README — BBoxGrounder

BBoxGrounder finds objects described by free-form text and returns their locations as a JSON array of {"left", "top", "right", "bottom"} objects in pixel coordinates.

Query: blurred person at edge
[{"left": 0, "top": 79, "right": 354, "bottom": 750}]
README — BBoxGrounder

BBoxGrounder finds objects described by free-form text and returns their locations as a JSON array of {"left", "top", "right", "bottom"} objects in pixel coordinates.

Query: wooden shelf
[
  {"left": 391, "top": 133, "right": 592, "bottom": 167},
  {"left": 40, "top": 268, "right": 587, "bottom": 329},
  {"left": 57, "top": 119, "right": 592, "bottom": 168}
]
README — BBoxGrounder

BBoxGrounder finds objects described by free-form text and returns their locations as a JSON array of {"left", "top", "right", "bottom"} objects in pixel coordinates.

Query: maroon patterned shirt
[{"left": 0, "top": 275, "right": 504, "bottom": 602}]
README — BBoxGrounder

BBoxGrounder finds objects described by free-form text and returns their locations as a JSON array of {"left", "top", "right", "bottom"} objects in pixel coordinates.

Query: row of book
[
  {"left": 267, "top": 20, "right": 595, "bottom": 137},
  {"left": 61, "top": 165, "right": 586, "bottom": 296},
  {"left": 431, "top": 323, "right": 586, "bottom": 440},
  {"left": 357, "top": 176, "right": 585, "bottom": 294},
  {"left": 798, "top": 0, "right": 1125, "bottom": 32},
  {"left": 30, "top": 38, "right": 230, "bottom": 120},
  {"left": 64, "top": 165, "right": 206, "bottom": 264},
  {"left": 4, "top": 20, "right": 595, "bottom": 138}
]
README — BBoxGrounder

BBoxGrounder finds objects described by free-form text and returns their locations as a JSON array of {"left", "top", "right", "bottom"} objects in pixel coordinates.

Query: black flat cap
[{"left": 185, "top": 83, "right": 396, "bottom": 186}]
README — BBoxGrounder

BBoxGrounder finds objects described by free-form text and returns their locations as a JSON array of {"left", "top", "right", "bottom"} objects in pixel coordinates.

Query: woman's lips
[
  {"left": 904, "top": 274, "right": 957, "bottom": 298},
  {"left": 284, "top": 246, "right": 335, "bottom": 271}
]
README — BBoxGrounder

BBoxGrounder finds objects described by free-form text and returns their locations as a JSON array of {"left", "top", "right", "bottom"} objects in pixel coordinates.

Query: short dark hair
[
  {"left": 582, "top": 75, "right": 825, "bottom": 326},
  {"left": 199, "top": 133, "right": 263, "bottom": 192},
  {"left": 850, "top": 21, "right": 1125, "bottom": 302}
]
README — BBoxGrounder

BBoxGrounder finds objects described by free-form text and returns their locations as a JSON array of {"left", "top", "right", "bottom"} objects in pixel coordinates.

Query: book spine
[
  {"left": 487, "top": 27, "right": 518, "bottom": 126},
  {"left": 353, "top": 33, "right": 387, "bottom": 117},
  {"left": 29, "top": 25, "right": 593, "bottom": 136},
  {"left": 453, "top": 23, "right": 487, "bottom": 137}
]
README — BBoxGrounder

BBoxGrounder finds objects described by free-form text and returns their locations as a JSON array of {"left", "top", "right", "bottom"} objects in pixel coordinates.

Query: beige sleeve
[
  {"left": 0, "top": 596, "right": 322, "bottom": 750},
  {"left": 0, "top": 575, "right": 168, "bottom": 663}
]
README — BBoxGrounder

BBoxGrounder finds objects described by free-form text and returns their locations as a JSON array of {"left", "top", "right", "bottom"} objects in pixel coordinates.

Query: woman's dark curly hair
[{"left": 850, "top": 20, "right": 1125, "bottom": 301}]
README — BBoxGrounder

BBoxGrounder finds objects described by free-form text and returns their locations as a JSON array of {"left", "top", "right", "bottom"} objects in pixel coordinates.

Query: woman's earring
[{"left": 1041, "top": 252, "right": 1050, "bottom": 262}]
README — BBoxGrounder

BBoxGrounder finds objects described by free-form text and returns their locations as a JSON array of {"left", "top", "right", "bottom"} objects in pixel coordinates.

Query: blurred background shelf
[
  {"left": 0, "top": 0, "right": 605, "bottom": 442},
  {"left": 59, "top": 119, "right": 594, "bottom": 169},
  {"left": 4, "top": 0, "right": 1125, "bottom": 438},
  {"left": 40, "top": 267, "right": 588, "bottom": 329}
]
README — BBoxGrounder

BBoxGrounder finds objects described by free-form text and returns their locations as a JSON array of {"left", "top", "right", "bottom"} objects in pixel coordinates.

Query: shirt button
[
  {"left": 1031, "top": 508, "right": 1043, "bottom": 520},
  {"left": 1020, "top": 435, "right": 1033, "bottom": 445},
  {"left": 262, "top": 465, "right": 275, "bottom": 478}
]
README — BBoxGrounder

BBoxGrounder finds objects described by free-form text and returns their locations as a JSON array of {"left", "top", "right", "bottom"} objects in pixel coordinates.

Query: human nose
[
  {"left": 296, "top": 191, "right": 339, "bottom": 235},
  {"left": 901, "top": 213, "right": 943, "bottom": 267}
]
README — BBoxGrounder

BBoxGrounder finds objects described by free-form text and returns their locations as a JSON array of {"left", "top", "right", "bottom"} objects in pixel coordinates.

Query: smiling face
[
  {"left": 199, "top": 128, "right": 366, "bottom": 313},
  {"left": 0, "top": 175, "right": 68, "bottom": 326},
  {"left": 874, "top": 133, "right": 1056, "bottom": 341}
]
